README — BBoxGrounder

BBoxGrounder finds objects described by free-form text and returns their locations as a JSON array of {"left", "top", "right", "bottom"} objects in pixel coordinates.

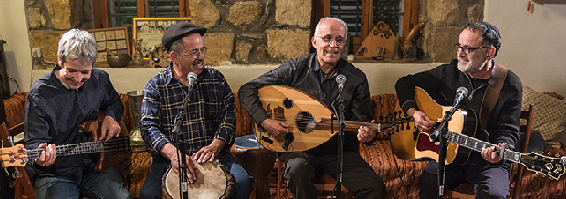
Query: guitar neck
[
  {"left": 26, "top": 141, "right": 106, "bottom": 161},
  {"left": 25, "top": 137, "right": 129, "bottom": 161},
  {"left": 444, "top": 130, "right": 520, "bottom": 163}
]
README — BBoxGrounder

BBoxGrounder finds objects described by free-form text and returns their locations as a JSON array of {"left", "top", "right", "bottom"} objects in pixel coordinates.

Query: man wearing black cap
[
  {"left": 139, "top": 21, "right": 253, "bottom": 199},
  {"left": 395, "top": 22, "right": 522, "bottom": 198}
]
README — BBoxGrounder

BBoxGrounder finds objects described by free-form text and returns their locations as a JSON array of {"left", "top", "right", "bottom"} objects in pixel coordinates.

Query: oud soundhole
[
  {"left": 295, "top": 111, "right": 316, "bottom": 134},
  {"left": 283, "top": 98, "right": 293, "bottom": 109}
]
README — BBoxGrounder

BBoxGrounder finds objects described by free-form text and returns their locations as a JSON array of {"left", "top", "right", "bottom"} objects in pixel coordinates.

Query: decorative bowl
[{"left": 107, "top": 54, "right": 130, "bottom": 68}]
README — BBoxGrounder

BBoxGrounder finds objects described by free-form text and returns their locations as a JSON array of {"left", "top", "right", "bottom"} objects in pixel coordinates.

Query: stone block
[
  {"left": 427, "top": 0, "right": 459, "bottom": 27},
  {"left": 30, "top": 30, "right": 66, "bottom": 69},
  {"left": 256, "top": 44, "right": 267, "bottom": 60},
  {"left": 427, "top": 26, "right": 462, "bottom": 63},
  {"left": 275, "top": 0, "right": 310, "bottom": 27},
  {"left": 204, "top": 33, "right": 235, "bottom": 66},
  {"left": 228, "top": 1, "right": 263, "bottom": 31},
  {"left": 234, "top": 40, "right": 252, "bottom": 63},
  {"left": 189, "top": 0, "right": 220, "bottom": 29},
  {"left": 266, "top": 29, "right": 310, "bottom": 62},
  {"left": 45, "top": 0, "right": 71, "bottom": 30},
  {"left": 27, "top": 7, "right": 45, "bottom": 28}
]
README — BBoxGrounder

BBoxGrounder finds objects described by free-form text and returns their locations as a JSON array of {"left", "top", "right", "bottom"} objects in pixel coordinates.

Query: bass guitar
[
  {"left": 390, "top": 87, "right": 566, "bottom": 180},
  {"left": 0, "top": 121, "right": 131, "bottom": 176},
  {"left": 255, "top": 85, "right": 411, "bottom": 152}
]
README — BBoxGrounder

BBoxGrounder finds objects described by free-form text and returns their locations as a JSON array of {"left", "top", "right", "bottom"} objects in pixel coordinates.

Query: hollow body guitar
[
  {"left": 391, "top": 87, "right": 565, "bottom": 180},
  {"left": 255, "top": 85, "right": 411, "bottom": 152},
  {"left": 0, "top": 121, "right": 131, "bottom": 176}
]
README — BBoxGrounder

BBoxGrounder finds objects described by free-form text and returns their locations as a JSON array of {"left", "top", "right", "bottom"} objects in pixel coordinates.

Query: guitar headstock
[
  {"left": 520, "top": 152, "right": 565, "bottom": 180},
  {"left": 1, "top": 144, "right": 28, "bottom": 167}
]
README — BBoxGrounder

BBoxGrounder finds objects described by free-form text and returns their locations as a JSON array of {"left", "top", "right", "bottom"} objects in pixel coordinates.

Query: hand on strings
[
  {"left": 161, "top": 143, "right": 198, "bottom": 183},
  {"left": 193, "top": 139, "right": 224, "bottom": 163},
  {"left": 407, "top": 108, "right": 435, "bottom": 132},
  {"left": 99, "top": 115, "right": 121, "bottom": 142},
  {"left": 357, "top": 121, "right": 376, "bottom": 142},
  {"left": 481, "top": 144, "right": 502, "bottom": 163},
  {"left": 260, "top": 119, "right": 289, "bottom": 137},
  {"left": 35, "top": 143, "right": 56, "bottom": 166}
]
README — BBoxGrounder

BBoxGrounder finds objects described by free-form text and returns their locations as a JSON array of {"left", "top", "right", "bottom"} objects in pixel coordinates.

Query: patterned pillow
[{"left": 521, "top": 86, "right": 566, "bottom": 141}]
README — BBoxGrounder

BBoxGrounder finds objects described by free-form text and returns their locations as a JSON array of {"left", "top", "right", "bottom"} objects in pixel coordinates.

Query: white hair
[
  {"left": 314, "top": 17, "right": 348, "bottom": 36},
  {"left": 57, "top": 29, "right": 98, "bottom": 64}
]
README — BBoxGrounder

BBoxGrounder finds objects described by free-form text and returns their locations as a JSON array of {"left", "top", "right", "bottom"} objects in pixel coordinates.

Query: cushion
[{"left": 521, "top": 86, "right": 566, "bottom": 142}]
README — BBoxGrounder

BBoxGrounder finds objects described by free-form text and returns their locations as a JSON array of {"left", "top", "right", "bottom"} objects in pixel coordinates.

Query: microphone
[
  {"left": 183, "top": 72, "right": 198, "bottom": 109},
  {"left": 187, "top": 72, "right": 197, "bottom": 86},
  {"left": 336, "top": 74, "right": 346, "bottom": 92},
  {"left": 453, "top": 86, "right": 468, "bottom": 108}
]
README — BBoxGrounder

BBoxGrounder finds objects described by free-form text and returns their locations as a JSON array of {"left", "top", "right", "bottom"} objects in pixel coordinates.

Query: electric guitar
[
  {"left": 255, "top": 85, "right": 412, "bottom": 152},
  {"left": 390, "top": 87, "right": 566, "bottom": 180},
  {"left": 0, "top": 121, "right": 131, "bottom": 176}
]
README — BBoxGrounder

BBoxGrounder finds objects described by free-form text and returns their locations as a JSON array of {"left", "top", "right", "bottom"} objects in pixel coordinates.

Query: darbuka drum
[{"left": 162, "top": 158, "right": 234, "bottom": 199}]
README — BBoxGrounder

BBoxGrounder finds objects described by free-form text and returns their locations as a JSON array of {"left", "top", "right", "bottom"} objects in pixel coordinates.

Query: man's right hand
[
  {"left": 260, "top": 119, "right": 290, "bottom": 137},
  {"left": 161, "top": 143, "right": 198, "bottom": 183},
  {"left": 407, "top": 108, "right": 435, "bottom": 132},
  {"left": 35, "top": 143, "right": 56, "bottom": 166}
]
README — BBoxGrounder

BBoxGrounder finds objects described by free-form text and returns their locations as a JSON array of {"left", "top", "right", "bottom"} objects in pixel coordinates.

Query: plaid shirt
[{"left": 141, "top": 64, "right": 236, "bottom": 157}]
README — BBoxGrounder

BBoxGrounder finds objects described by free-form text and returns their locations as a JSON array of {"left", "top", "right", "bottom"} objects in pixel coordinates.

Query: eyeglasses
[
  {"left": 454, "top": 43, "right": 491, "bottom": 55},
  {"left": 315, "top": 35, "right": 346, "bottom": 45},
  {"left": 179, "top": 47, "right": 208, "bottom": 58}
]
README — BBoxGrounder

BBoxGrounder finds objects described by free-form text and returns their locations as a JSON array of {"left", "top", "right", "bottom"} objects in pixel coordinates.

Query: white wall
[
  {"left": 0, "top": 0, "right": 33, "bottom": 94},
  {"left": 485, "top": 0, "right": 566, "bottom": 96},
  {"left": 32, "top": 63, "right": 436, "bottom": 96}
]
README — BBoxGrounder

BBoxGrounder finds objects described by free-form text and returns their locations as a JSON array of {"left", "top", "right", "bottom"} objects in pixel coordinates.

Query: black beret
[{"left": 162, "top": 21, "right": 207, "bottom": 52}]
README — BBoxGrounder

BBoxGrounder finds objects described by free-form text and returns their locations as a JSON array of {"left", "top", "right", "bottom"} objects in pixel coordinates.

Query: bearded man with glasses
[
  {"left": 395, "top": 22, "right": 522, "bottom": 198},
  {"left": 239, "top": 17, "right": 386, "bottom": 199}
]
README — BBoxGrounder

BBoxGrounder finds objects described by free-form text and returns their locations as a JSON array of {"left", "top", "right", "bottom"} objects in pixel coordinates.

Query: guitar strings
[{"left": 3, "top": 137, "right": 131, "bottom": 163}]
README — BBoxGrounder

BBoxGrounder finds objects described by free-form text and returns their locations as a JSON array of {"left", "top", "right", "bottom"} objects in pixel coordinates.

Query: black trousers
[
  {"left": 418, "top": 161, "right": 510, "bottom": 199},
  {"left": 280, "top": 151, "right": 385, "bottom": 199}
]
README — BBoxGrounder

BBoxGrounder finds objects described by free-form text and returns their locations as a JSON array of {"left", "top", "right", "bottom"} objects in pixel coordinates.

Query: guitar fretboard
[
  {"left": 445, "top": 130, "right": 520, "bottom": 163},
  {"left": 25, "top": 137, "right": 128, "bottom": 161}
]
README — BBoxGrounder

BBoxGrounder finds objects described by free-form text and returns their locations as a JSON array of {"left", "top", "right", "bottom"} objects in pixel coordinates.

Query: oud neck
[
  {"left": 444, "top": 130, "right": 520, "bottom": 163},
  {"left": 318, "top": 118, "right": 384, "bottom": 133}
]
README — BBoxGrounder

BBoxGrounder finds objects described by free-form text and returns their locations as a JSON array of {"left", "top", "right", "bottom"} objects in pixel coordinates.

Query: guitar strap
[{"left": 480, "top": 62, "right": 508, "bottom": 131}]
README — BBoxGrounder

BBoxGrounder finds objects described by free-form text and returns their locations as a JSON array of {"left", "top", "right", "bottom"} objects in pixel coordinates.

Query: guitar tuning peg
[
  {"left": 400, "top": 123, "right": 405, "bottom": 131},
  {"left": 406, "top": 122, "right": 411, "bottom": 130},
  {"left": 395, "top": 125, "right": 399, "bottom": 132},
  {"left": 379, "top": 115, "right": 384, "bottom": 122},
  {"left": 384, "top": 115, "right": 388, "bottom": 122}
]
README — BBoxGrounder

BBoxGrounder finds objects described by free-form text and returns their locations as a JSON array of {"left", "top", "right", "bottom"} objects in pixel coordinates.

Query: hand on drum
[
  {"left": 169, "top": 155, "right": 198, "bottom": 183},
  {"left": 194, "top": 139, "right": 224, "bottom": 164}
]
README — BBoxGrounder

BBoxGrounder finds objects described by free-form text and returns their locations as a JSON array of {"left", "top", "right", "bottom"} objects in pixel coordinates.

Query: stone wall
[
  {"left": 24, "top": 0, "right": 485, "bottom": 67},
  {"left": 25, "top": 0, "right": 311, "bottom": 69},
  {"left": 424, "top": 0, "right": 485, "bottom": 63}
]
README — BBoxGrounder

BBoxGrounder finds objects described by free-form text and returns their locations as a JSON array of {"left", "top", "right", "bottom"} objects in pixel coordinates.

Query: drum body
[{"left": 162, "top": 158, "right": 234, "bottom": 199}]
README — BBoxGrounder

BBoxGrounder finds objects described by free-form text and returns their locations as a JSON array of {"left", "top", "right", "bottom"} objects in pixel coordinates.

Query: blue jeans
[
  {"left": 140, "top": 154, "right": 253, "bottom": 199},
  {"left": 34, "top": 167, "right": 132, "bottom": 199}
]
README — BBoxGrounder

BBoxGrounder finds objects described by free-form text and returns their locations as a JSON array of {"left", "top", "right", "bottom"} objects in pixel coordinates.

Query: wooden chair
[
  {"left": 444, "top": 104, "right": 534, "bottom": 199},
  {"left": 0, "top": 122, "right": 36, "bottom": 199}
]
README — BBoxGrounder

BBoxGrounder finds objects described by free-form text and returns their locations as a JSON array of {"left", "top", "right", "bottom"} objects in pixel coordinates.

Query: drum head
[
  {"left": 165, "top": 159, "right": 227, "bottom": 199},
  {"left": 234, "top": 135, "right": 263, "bottom": 149}
]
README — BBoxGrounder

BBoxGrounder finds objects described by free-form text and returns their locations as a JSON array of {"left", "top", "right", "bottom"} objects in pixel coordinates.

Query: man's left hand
[
  {"left": 194, "top": 139, "right": 225, "bottom": 164},
  {"left": 357, "top": 124, "right": 376, "bottom": 143},
  {"left": 481, "top": 144, "right": 502, "bottom": 163},
  {"left": 99, "top": 115, "right": 121, "bottom": 142}
]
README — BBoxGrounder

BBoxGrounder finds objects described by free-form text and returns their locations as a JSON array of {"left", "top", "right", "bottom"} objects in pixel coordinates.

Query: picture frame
[
  {"left": 133, "top": 17, "right": 192, "bottom": 60},
  {"left": 86, "top": 26, "right": 130, "bottom": 63}
]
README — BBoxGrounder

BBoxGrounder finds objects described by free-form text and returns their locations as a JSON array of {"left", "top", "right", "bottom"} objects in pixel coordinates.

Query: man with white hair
[
  {"left": 24, "top": 29, "right": 131, "bottom": 199},
  {"left": 239, "top": 17, "right": 386, "bottom": 199}
]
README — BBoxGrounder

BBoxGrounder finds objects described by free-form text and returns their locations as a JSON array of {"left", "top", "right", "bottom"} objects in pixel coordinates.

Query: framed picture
[
  {"left": 133, "top": 17, "right": 191, "bottom": 60},
  {"left": 87, "top": 26, "right": 130, "bottom": 63}
]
